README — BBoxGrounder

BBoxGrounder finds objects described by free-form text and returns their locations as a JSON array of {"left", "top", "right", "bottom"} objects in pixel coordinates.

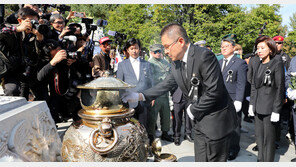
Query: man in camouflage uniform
[{"left": 147, "top": 44, "right": 173, "bottom": 144}]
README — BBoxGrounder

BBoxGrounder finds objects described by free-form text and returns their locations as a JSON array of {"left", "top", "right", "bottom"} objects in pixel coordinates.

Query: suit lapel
[{"left": 186, "top": 45, "right": 195, "bottom": 90}]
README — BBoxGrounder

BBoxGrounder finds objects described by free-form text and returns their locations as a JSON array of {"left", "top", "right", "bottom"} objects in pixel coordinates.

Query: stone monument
[{"left": 0, "top": 96, "right": 62, "bottom": 162}]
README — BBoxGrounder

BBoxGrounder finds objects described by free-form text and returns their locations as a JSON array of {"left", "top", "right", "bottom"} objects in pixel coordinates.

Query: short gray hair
[{"left": 49, "top": 14, "right": 65, "bottom": 23}]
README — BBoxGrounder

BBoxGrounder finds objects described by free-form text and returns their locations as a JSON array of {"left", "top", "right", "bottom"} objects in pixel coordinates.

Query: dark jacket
[
  {"left": 248, "top": 55, "right": 285, "bottom": 115},
  {"left": 92, "top": 51, "right": 112, "bottom": 78},
  {"left": 219, "top": 55, "right": 248, "bottom": 102},
  {"left": 143, "top": 44, "right": 238, "bottom": 140}
]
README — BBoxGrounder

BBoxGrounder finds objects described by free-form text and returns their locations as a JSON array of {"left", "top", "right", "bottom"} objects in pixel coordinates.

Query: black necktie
[{"left": 221, "top": 58, "right": 228, "bottom": 72}]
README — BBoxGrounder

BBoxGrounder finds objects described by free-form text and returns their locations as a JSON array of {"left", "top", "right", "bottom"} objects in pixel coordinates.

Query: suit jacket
[
  {"left": 219, "top": 56, "right": 248, "bottom": 102},
  {"left": 172, "top": 87, "right": 183, "bottom": 103},
  {"left": 248, "top": 55, "right": 285, "bottom": 115},
  {"left": 143, "top": 44, "right": 237, "bottom": 140},
  {"left": 117, "top": 58, "right": 153, "bottom": 94}
]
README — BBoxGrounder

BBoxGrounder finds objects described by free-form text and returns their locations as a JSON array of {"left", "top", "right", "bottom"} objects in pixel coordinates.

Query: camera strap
[{"left": 54, "top": 71, "right": 69, "bottom": 96}]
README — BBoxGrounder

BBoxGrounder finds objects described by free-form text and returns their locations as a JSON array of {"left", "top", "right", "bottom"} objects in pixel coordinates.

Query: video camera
[
  {"left": 108, "top": 30, "right": 127, "bottom": 46},
  {"left": 57, "top": 4, "right": 71, "bottom": 14}
]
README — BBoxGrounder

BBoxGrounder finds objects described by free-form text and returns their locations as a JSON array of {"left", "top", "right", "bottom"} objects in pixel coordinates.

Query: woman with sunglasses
[{"left": 248, "top": 35, "right": 285, "bottom": 161}]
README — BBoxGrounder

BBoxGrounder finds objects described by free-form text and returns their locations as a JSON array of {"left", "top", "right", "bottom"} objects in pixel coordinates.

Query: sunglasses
[
  {"left": 153, "top": 50, "right": 162, "bottom": 54},
  {"left": 276, "top": 42, "right": 283, "bottom": 44}
]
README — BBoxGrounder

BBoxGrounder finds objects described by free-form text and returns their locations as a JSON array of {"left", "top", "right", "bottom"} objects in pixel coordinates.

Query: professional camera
[
  {"left": 67, "top": 51, "right": 82, "bottom": 59},
  {"left": 30, "top": 20, "right": 51, "bottom": 37},
  {"left": 57, "top": 4, "right": 71, "bottom": 14},
  {"left": 108, "top": 30, "right": 127, "bottom": 46}
]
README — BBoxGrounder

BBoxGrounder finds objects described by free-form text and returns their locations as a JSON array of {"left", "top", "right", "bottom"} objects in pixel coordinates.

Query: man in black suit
[
  {"left": 122, "top": 23, "right": 238, "bottom": 162},
  {"left": 219, "top": 34, "right": 248, "bottom": 160},
  {"left": 171, "top": 86, "right": 193, "bottom": 146}
]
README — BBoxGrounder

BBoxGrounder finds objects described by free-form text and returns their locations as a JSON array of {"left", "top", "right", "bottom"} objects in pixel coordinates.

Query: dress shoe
[
  {"left": 228, "top": 152, "right": 237, "bottom": 160},
  {"left": 252, "top": 145, "right": 258, "bottom": 151},
  {"left": 174, "top": 138, "right": 181, "bottom": 146},
  {"left": 291, "top": 158, "right": 296, "bottom": 162},
  {"left": 184, "top": 134, "right": 193, "bottom": 142},
  {"left": 161, "top": 131, "right": 174, "bottom": 142}
]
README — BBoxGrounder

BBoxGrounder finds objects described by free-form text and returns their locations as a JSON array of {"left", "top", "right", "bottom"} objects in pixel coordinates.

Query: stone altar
[{"left": 0, "top": 96, "right": 62, "bottom": 162}]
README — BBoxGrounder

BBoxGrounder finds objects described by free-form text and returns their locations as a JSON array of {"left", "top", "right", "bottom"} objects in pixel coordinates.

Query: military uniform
[{"left": 147, "top": 44, "right": 172, "bottom": 142}]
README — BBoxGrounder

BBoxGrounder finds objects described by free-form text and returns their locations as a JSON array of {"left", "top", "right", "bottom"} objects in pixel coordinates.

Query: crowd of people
[{"left": 1, "top": 4, "right": 296, "bottom": 162}]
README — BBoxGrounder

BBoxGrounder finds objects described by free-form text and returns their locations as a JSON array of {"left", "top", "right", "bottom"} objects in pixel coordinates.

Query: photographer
[
  {"left": 92, "top": 36, "right": 113, "bottom": 78},
  {"left": 0, "top": 7, "right": 48, "bottom": 101},
  {"left": 37, "top": 39, "right": 82, "bottom": 125},
  {"left": 49, "top": 14, "right": 70, "bottom": 41}
]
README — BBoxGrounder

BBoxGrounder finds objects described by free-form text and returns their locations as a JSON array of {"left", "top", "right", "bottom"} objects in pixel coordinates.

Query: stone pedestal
[{"left": 0, "top": 96, "right": 62, "bottom": 162}]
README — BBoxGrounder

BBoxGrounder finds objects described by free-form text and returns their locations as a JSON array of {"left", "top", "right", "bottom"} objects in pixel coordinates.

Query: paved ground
[{"left": 57, "top": 115, "right": 296, "bottom": 162}]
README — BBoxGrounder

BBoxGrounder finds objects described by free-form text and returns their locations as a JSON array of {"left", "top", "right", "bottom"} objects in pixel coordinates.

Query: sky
[{"left": 243, "top": 4, "right": 296, "bottom": 31}]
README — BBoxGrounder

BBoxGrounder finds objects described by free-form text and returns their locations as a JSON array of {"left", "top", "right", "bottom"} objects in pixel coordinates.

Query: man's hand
[
  {"left": 50, "top": 50, "right": 67, "bottom": 66},
  {"left": 67, "top": 59, "right": 76, "bottom": 66},
  {"left": 234, "top": 101, "right": 242, "bottom": 112},
  {"left": 31, "top": 28, "right": 44, "bottom": 41},
  {"left": 151, "top": 100, "right": 155, "bottom": 107},
  {"left": 121, "top": 92, "right": 142, "bottom": 103},
  {"left": 186, "top": 104, "right": 195, "bottom": 120},
  {"left": 270, "top": 112, "right": 280, "bottom": 122},
  {"left": 59, "top": 27, "right": 70, "bottom": 39},
  {"left": 66, "top": 10, "right": 75, "bottom": 20},
  {"left": 248, "top": 105, "right": 254, "bottom": 117},
  {"left": 16, "top": 18, "right": 32, "bottom": 32}
]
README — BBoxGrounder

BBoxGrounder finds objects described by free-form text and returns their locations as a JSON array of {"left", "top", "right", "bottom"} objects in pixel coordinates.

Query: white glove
[
  {"left": 287, "top": 88, "right": 296, "bottom": 100},
  {"left": 121, "top": 92, "right": 140, "bottom": 103},
  {"left": 234, "top": 101, "right": 242, "bottom": 112},
  {"left": 186, "top": 104, "right": 195, "bottom": 120},
  {"left": 270, "top": 112, "right": 280, "bottom": 122},
  {"left": 248, "top": 105, "right": 254, "bottom": 117}
]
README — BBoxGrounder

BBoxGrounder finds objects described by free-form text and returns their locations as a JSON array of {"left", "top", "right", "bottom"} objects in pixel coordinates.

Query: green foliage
[{"left": 4, "top": 4, "right": 294, "bottom": 56}]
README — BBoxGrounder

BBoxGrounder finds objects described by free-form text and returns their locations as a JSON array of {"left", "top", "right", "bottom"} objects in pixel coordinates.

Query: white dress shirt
[
  {"left": 221, "top": 54, "right": 234, "bottom": 71},
  {"left": 130, "top": 56, "right": 140, "bottom": 81}
]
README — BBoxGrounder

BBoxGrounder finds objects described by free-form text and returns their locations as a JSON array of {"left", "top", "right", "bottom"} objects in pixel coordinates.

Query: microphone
[{"left": 63, "top": 35, "right": 77, "bottom": 42}]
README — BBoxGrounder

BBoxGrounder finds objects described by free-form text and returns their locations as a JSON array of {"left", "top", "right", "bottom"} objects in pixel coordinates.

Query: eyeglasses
[
  {"left": 53, "top": 21, "right": 65, "bottom": 25},
  {"left": 153, "top": 50, "right": 162, "bottom": 54},
  {"left": 276, "top": 42, "right": 283, "bottom": 45},
  {"left": 164, "top": 37, "right": 180, "bottom": 52}
]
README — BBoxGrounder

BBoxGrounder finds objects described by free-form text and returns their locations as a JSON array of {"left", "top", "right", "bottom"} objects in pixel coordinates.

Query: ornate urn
[{"left": 61, "top": 76, "right": 149, "bottom": 162}]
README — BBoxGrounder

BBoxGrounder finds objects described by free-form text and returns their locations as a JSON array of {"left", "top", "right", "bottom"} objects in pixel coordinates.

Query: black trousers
[
  {"left": 255, "top": 113, "right": 276, "bottom": 162},
  {"left": 228, "top": 111, "right": 241, "bottom": 155},
  {"left": 172, "top": 99, "right": 192, "bottom": 138},
  {"left": 133, "top": 101, "right": 148, "bottom": 130},
  {"left": 193, "top": 125, "right": 231, "bottom": 162}
]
